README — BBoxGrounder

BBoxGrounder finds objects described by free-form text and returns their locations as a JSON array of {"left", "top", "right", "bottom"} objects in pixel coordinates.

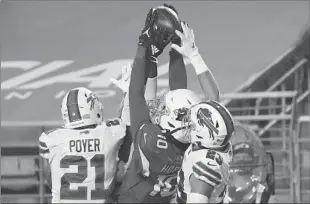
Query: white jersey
[
  {"left": 177, "top": 144, "right": 232, "bottom": 203},
  {"left": 39, "top": 118, "right": 126, "bottom": 203}
]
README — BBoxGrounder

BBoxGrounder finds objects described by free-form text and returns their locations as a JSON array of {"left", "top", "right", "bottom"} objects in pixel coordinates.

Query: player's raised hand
[
  {"left": 139, "top": 5, "right": 182, "bottom": 61},
  {"left": 150, "top": 4, "right": 182, "bottom": 58},
  {"left": 110, "top": 62, "right": 132, "bottom": 93},
  {"left": 171, "top": 21, "right": 199, "bottom": 60}
]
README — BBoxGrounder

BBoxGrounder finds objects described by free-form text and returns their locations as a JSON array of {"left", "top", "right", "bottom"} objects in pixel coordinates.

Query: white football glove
[
  {"left": 110, "top": 62, "right": 132, "bottom": 93},
  {"left": 171, "top": 21, "right": 199, "bottom": 60}
]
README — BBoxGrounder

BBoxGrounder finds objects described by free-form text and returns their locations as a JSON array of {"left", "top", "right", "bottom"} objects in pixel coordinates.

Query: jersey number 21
[{"left": 60, "top": 154, "right": 108, "bottom": 200}]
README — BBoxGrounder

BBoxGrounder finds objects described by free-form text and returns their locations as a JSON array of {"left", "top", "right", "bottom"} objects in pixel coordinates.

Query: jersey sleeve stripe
[
  {"left": 39, "top": 147, "right": 50, "bottom": 154},
  {"left": 192, "top": 165, "right": 221, "bottom": 186},
  {"left": 196, "top": 161, "right": 222, "bottom": 180},
  {"left": 39, "top": 141, "right": 47, "bottom": 148}
]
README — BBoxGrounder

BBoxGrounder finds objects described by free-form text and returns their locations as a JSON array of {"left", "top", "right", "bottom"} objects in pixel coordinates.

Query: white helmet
[
  {"left": 188, "top": 100, "right": 234, "bottom": 149},
  {"left": 61, "top": 87, "right": 104, "bottom": 129},
  {"left": 158, "top": 89, "right": 203, "bottom": 143}
]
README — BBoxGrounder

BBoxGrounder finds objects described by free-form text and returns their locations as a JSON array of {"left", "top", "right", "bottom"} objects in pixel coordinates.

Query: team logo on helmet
[
  {"left": 197, "top": 108, "right": 219, "bottom": 140},
  {"left": 86, "top": 93, "right": 98, "bottom": 110}
]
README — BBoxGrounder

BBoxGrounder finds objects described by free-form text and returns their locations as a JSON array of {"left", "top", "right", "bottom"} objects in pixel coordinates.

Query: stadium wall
[
  {"left": 224, "top": 24, "right": 310, "bottom": 203},
  {"left": 225, "top": 23, "right": 309, "bottom": 112}
]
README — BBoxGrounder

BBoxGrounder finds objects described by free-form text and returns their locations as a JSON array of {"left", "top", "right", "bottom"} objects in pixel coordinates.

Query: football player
[
  {"left": 111, "top": 3, "right": 188, "bottom": 127},
  {"left": 110, "top": 4, "right": 188, "bottom": 175},
  {"left": 112, "top": 8, "right": 221, "bottom": 160},
  {"left": 169, "top": 19, "right": 234, "bottom": 204},
  {"left": 176, "top": 101, "right": 234, "bottom": 204},
  {"left": 115, "top": 5, "right": 203, "bottom": 203},
  {"left": 224, "top": 122, "right": 278, "bottom": 203},
  {"left": 115, "top": 4, "right": 222, "bottom": 203},
  {"left": 39, "top": 87, "right": 128, "bottom": 203}
]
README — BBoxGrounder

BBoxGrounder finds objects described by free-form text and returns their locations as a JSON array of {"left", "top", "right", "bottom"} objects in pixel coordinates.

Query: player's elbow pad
[{"left": 187, "top": 192, "right": 209, "bottom": 203}]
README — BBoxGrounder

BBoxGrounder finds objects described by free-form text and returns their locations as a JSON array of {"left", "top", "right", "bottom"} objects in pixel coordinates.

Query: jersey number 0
[{"left": 60, "top": 154, "right": 108, "bottom": 200}]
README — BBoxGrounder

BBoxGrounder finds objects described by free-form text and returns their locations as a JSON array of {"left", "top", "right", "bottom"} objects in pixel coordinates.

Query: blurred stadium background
[{"left": 0, "top": 1, "right": 309, "bottom": 203}]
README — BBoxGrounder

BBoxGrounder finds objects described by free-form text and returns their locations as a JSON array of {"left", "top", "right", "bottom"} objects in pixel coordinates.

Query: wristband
[
  {"left": 190, "top": 53, "right": 210, "bottom": 75},
  {"left": 148, "top": 59, "right": 158, "bottom": 78}
]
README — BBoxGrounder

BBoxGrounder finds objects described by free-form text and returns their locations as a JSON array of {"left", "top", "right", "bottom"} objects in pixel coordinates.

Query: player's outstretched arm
[
  {"left": 169, "top": 45, "right": 187, "bottom": 90},
  {"left": 167, "top": 4, "right": 187, "bottom": 90},
  {"left": 111, "top": 59, "right": 157, "bottom": 126},
  {"left": 145, "top": 59, "right": 158, "bottom": 101},
  {"left": 110, "top": 62, "right": 133, "bottom": 126},
  {"left": 129, "top": 43, "right": 151, "bottom": 136},
  {"left": 171, "top": 22, "right": 220, "bottom": 101}
]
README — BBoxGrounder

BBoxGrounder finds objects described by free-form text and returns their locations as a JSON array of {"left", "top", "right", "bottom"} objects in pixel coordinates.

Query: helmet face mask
[{"left": 61, "top": 87, "right": 104, "bottom": 129}]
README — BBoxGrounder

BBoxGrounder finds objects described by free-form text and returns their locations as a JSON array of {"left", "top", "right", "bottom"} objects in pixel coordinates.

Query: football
[{"left": 153, "top": 6, "right": 182, "bottom": 34}]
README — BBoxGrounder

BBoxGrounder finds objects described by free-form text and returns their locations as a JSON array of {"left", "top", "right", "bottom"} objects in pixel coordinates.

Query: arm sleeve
[
  {"left": 129, "top": 46, "right": 151, "bottom": 137},
  {"left": 169, "top": 49, "right": 187, "bottom": 90},
  {"left": 145, "top": 60, "right": 158, "bottom": 101},
  {"left": 190, "top": 53, "right": 220, "bottom": 101},
  {"left": 192, "top": 158, "right": 223, "bottom": 187}
]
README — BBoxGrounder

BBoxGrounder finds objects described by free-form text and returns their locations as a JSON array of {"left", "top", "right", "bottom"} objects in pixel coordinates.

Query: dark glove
[
  {"left": 138, "top": 8, "right": 156, "bottom": 48},
  {"left": 138, "top": 5, "right": 182, "bottom": 60}
]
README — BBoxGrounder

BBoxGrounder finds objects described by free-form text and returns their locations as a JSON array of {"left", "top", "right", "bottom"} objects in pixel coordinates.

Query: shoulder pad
[
  {"left": 43, "top": 128, "right": 57, "bottom": 135},
  {"left": 192, "top": 156, "right": 223, "bottom": 187},
  {"left": 39, "top": 128, "right": 58, "bottom": 145},
  {"left": 39, "top": 128, "right": 63, "bottom": 149}
]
